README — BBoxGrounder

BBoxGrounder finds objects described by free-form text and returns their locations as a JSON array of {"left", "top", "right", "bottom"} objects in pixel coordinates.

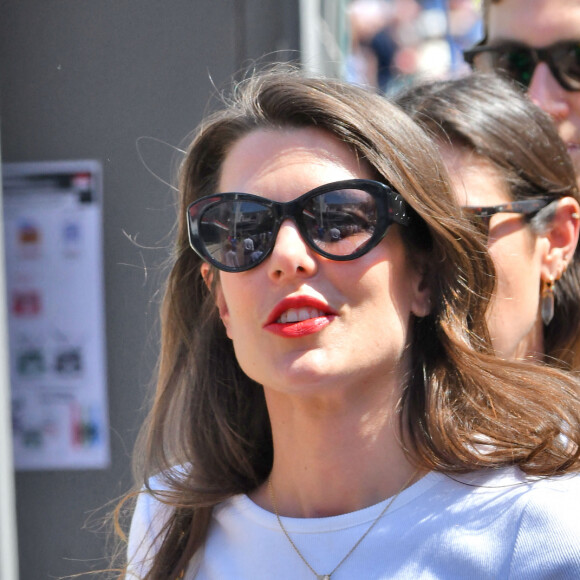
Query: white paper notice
[{"left": 2, "top": 160, "right": 110, "bottom": 470}]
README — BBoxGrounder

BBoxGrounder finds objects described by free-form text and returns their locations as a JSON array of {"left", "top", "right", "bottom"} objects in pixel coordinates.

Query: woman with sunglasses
[
  {"left": 396, "top": 73, "right": 580, "bottom": 368},
  {"left": 463, "top": 0, "right": 580, "bottom": 179},
  {"left": 125, "top": 70, "right": 580, "bottom": 579}
]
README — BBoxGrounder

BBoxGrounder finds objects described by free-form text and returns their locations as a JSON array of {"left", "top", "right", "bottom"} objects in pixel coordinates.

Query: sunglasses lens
[
  {"left": 555, "top": 43, "right": 580, "bottom": 89},
  {"left": 468, "top": 46, "right": 536, "bottom": 88},
  {"left": 303, "top": 188, "right": 378, "bottom": 257},
  {"left": 198, "top": 200, "right": 275, "bottom": 270},
  {"left": 497, "top": 48, "right": 536, "bottom": 87},
  {"left": 469, "top": 42, "right": 580, "bottom": 91}
]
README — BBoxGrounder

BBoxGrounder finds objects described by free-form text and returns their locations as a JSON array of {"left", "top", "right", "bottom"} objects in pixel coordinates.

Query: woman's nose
[
  {"left": 528, "top": 62, "right": 570, "bottom": 121},
  {"left": 266, "top": 220, "right": 318, "bottom": 282}
]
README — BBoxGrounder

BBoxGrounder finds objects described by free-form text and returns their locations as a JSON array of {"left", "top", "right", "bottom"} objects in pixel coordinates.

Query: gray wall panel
[{"left": 0, "top": 1, "right": 299, "bottom": 577}]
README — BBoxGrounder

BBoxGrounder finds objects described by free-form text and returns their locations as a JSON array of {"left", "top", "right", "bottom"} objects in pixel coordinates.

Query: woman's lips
[{"left": 264, "top": 296, "right": 337, "bottom": 337}]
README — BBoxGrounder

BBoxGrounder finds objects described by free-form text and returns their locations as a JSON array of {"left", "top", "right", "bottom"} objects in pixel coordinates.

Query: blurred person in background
[
  {"left": 346, "top": 0, "right": 397, "bottom": 90},
  {"left": 348, "top": 0, "right": 482, "bottom": 93},
  {"left": 464, "top": 0, "right": 580, "bottom": 182},
  {"left": 396, "top": 73, "right": 580, "bottom": 368},
  {"left": 347, "top": 0, "right": 421, "bottom": 92},
  {"left": 446, "top": 0, "right": 482, "bottom": 71}
]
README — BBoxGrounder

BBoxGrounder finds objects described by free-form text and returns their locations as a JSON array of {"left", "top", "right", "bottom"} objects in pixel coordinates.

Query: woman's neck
[
  {"left": 250, "top": 385, "right": 420, "bottom": 518},
  {"left": 513, "top": 315, "right": 545, "bottom": 361}
]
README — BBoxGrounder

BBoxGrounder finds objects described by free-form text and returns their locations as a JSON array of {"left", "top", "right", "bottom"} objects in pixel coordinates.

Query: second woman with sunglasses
[
  {"left": 397, "top": 73, "right": 580, "bottom": 368},
  {"left": 124, "top": 69, "right": 580, "bottom": 579}
]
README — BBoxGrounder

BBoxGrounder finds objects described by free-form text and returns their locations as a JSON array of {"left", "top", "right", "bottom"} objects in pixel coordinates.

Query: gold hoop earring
[{"left": 541, "top": 277, "right": 555, "bottom": 325}]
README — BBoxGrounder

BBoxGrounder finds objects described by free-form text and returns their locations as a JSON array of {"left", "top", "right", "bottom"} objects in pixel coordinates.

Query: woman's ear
[
  {"left": 200, "top": 263, "right": 232, "bottom": 337},
  {"left": 540, "top": 197, "right": 580, "bottom": 282},
  {"left": 200, "top": 262, "right": 213, "bottom": 289},
  {"left": 410, "top": 257, "right": 432, "bottom": 318}
]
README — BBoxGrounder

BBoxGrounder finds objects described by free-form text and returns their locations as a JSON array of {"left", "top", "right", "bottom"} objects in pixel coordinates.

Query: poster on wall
[{"left": 2, "top": 160, "right": 110, "bottom": 470}]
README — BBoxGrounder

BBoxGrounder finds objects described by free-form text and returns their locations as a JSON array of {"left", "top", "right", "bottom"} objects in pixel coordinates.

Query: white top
[{"left": 127, "top": 467, "right": 580, "bottom": 579}]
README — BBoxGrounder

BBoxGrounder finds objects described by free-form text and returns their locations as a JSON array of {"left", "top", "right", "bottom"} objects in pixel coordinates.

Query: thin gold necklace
[{"left": 268, "top": 470, "right": 417, "bottom": 580}]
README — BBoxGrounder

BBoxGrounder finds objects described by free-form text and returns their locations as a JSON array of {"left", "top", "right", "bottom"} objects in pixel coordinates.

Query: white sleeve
[
  {"left": 508, "top": 475, "right": 580, "bottom": 579},
  {"left": 126, "top": 487, "right": 174, "bottom": 579}
]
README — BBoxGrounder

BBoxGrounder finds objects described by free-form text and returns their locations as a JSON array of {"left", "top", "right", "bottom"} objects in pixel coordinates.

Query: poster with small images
[{"left": 2, "top": 160, "right": 110, "bottom": 470}]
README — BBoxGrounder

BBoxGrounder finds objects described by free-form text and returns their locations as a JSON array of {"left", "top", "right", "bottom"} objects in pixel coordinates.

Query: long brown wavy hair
[
  {"left": 123, "top": 68, "right": 580, "bottom": 579},
  {"left": 395, "top": 72, "right": 580, "bottom": 368}
]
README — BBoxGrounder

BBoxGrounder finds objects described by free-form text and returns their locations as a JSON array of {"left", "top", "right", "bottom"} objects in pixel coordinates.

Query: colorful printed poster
[{"left": 2, "top": 161, "right": 109, "bottom": 470}]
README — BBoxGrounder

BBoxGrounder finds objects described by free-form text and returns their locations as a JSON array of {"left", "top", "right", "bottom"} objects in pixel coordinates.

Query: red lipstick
[{"left": 264, "top": 295, "right": 337, "bottom": 338}]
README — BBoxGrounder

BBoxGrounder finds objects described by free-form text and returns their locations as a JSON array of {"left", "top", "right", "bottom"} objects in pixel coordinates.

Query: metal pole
[
  {"left": 0, "top": 143, "right": 20, "bottom": 580},
  {"left": 300, "top": 0, "right": 323, "bottom": 74}
]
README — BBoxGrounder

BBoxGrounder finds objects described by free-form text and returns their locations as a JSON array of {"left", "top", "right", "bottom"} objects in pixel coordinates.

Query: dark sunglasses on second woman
[
  {"left": 186, "top": 179, "right": 412, "bottom": 273},
  {"left": 463, "top": 40, "right": 580, "bottom": 91},
  {"left": 463, "top": 197, "right": 557, "bottom": 232}
]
